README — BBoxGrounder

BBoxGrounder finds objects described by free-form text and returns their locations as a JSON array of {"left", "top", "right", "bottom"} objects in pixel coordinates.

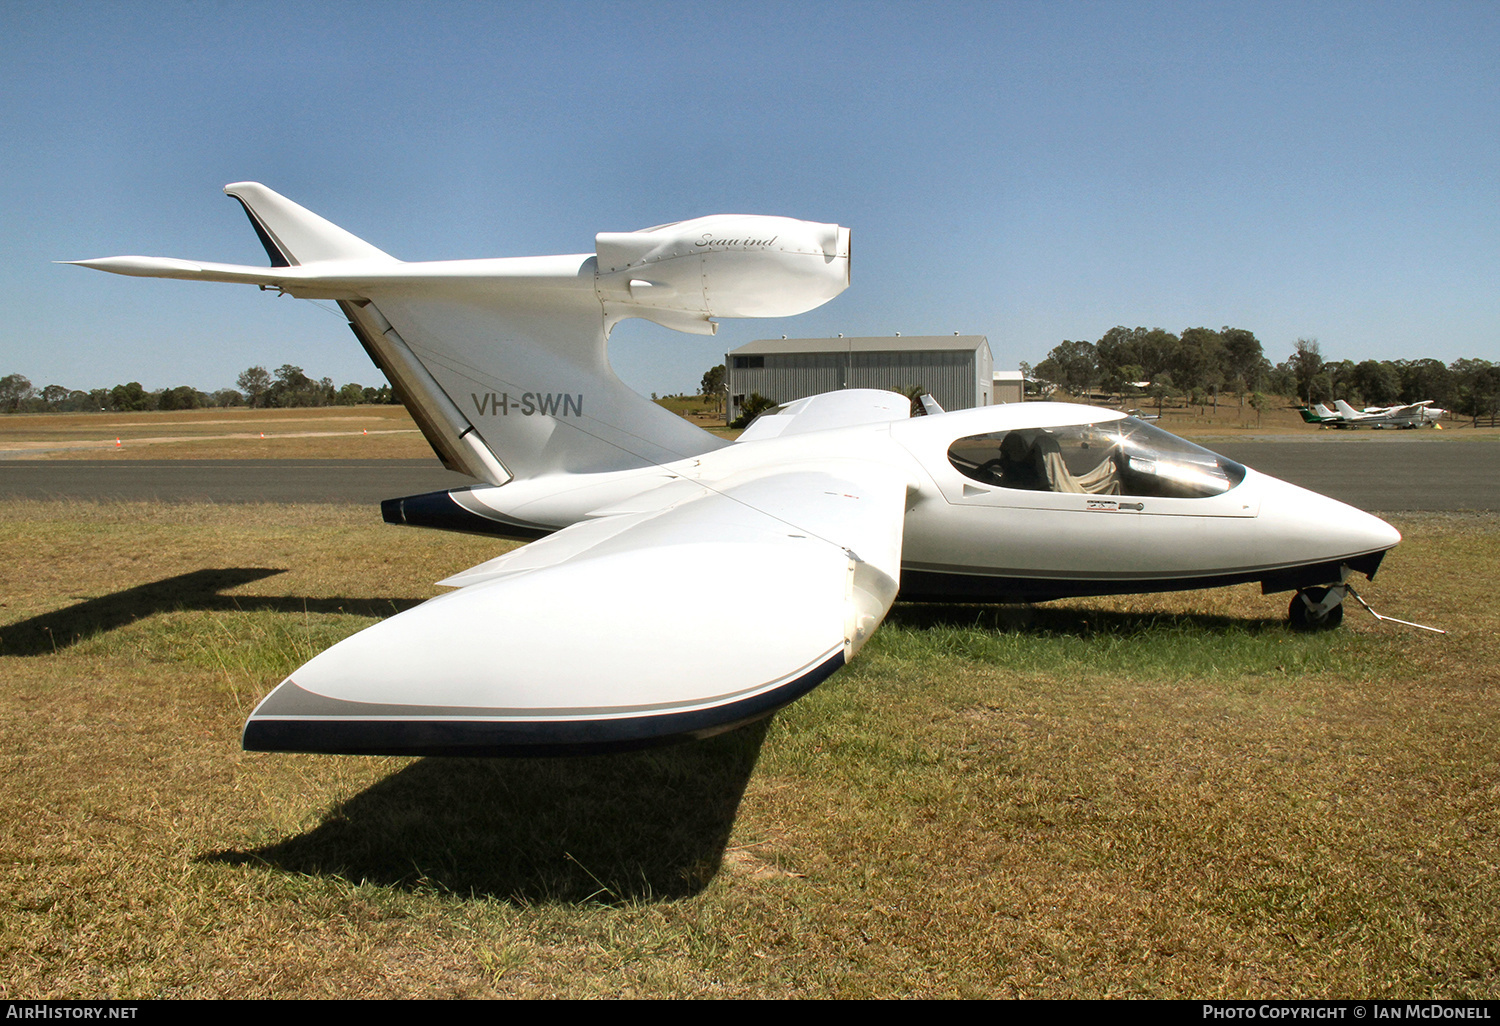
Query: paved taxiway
[
  {"left": 1, "top": 440, "right": 1496, "bottom": 511},
  {"left": 1211, "top": 438, "right": 1498, "bottom": 511}
]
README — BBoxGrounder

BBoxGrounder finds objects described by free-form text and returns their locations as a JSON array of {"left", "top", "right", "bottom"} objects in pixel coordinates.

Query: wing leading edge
[{"left": 244, "top": 461, "right": 910, "bottom": 755}]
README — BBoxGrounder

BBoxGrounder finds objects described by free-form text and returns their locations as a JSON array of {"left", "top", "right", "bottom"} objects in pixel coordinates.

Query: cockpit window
[{"left": 947, "top": 418, "right": 1246, "bottom": 499}]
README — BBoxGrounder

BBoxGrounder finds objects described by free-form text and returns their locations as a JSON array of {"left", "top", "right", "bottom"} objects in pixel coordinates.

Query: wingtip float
[{"left": 73, "top": 183, "right": 1399, "bottom": 756}]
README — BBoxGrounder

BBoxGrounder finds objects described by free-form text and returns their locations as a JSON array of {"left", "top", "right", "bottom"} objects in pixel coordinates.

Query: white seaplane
[{"left": 68, "top": 184, "right": 1401, "bottom": 756}]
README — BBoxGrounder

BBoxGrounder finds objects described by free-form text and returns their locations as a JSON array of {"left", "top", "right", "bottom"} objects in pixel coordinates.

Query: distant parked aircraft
[
  {"left": 1332, "top": 400, "right": 1446, "bottom": 429},
  {"left": 1300, "top": 401, "right": 1444, "bottom": 429},
  {"left": 1298, "top": 403, "right": 1343, "bottom": 426}
]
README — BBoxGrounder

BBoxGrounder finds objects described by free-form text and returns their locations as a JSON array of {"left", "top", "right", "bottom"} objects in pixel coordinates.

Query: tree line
[
  {"left": 1032, "top": 327, "right": 1499, "bottom": 422},
  {"left": 0, "top": 364, "right": 399, "bottom": 414}
]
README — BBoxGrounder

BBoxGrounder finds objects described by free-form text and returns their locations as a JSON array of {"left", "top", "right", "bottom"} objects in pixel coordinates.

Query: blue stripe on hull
[
  {"left": 900, "top": 550, "right": 1387, "bottom": 604},
  {"left": 381, "top": 489, "right": 551, "bottom": 540}
]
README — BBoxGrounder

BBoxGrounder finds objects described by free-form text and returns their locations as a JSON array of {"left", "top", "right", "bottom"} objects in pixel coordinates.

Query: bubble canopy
[{"left": 947, "top": 417, "right": 1247, "bottom": 500}]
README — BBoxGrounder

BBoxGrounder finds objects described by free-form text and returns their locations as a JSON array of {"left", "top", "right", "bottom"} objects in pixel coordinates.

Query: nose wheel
[{"left": 1289, "top": 585, "right": 1346, "bottom": 631}]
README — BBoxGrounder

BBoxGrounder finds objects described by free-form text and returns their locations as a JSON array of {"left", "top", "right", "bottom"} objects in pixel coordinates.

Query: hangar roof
[{"left": 732, "top": 335, "right": 988, "bottom": 355}]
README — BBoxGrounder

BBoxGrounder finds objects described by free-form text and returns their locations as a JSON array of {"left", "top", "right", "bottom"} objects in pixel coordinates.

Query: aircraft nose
[
  {"left": 1334, "top": 505, "right": 1402, "bottom": 556},
  {"left": 1253, "top": 471, "right": 1400, "bottom": 566}
]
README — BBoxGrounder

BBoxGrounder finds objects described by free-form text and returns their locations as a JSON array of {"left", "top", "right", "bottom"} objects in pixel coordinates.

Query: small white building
[{"left": 992, "top": 370, "right": 1025, "bottom": 404}]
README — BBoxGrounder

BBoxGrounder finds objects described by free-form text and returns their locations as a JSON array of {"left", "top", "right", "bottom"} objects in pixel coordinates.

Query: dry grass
[
  {"left": 1, "top": 406, "right": 433, "bottom": 460},
  {"left": 5, "top": 402, "right": 1493, "bottom": 463},
  {"left": 1047, "top": 392, "right": 1500, "bottom": 442},
  {"left": 0, "top": 501, "right": 1496, "bottom": 998},
  {"left": 0, "top": 404, "right": 748, "bottom": 458}
]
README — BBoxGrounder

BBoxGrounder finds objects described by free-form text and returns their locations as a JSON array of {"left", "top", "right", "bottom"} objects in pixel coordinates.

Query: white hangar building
[{"left": 725, "top": 335, "right": 995, "bottom": 424}]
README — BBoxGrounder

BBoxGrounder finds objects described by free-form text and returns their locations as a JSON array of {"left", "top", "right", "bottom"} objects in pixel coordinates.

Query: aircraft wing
[{"left": 243, "top": 459, "right": 910, "bottom": 755}]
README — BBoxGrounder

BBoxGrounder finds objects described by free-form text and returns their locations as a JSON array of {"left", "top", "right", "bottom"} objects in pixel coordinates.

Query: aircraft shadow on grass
[
  {"left": 6, "top": 569, "right": 1277, "bottom": 902},
  {"left": 203, "top": 720, "right": 770, "bottom": 904},
  {"left": 0, "top": 567, "right": 428, "bottom": 657},
  {"left": 191, "top": 603, "right": 1279, "bottom": 905}
]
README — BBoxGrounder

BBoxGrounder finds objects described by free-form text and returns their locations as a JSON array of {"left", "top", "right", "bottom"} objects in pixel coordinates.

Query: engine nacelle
[{"left": 595, "top": 214, "right": 850, "bottom": 334}]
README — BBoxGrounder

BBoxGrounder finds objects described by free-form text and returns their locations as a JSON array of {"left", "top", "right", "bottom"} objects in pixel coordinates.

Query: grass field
[
  {"left": 0, "top": 402, "right": 738, "bottom": 461},
  {"left": 1, "top": 500, "right": 1496, "bottom": 998},
  {"left": 0, "top": 406, "right": 434, "bottom": 460},
  {"left": 3, "top": 401, "right": 1494, "bottom": 462}
]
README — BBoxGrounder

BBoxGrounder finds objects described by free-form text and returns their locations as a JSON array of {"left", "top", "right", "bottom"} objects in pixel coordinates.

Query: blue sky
[{"left": 3, "top": 0, "right": 1495, "bottom": 396}]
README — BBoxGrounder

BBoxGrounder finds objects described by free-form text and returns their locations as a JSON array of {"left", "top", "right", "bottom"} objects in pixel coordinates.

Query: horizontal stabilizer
[{"left": 59, "top": 255, "right": 395, "bottom": 299}]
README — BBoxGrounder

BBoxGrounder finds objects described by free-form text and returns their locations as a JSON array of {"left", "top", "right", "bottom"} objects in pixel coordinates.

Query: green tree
[
  {"left": 1289, "top": 338, "right": 1323, "bottom": 405},
  {"left": 731, "top": 392, "right": 778, "bottom": 429},
  {"left": 264, "top": 365, "right": 332, "bottom": 407},
  {"left": 109, "top": 381, "right": 150, "bottom": 411},
  {"left": 1351, "top": 360, "right": 1401, "bottom": 407},
  {"left": 1176, "top": 327, "right": 1228, "bottom": 395},
  {"left": 699, "top": 364, "right": 726, "bottom": 412},
  {"left": 1116, "top": 364, "right": 1146, "bottom": 399},
  {"left": 898, "top": 383, "right": 930, "bottom": 417},
  {"left": 1221, "top": 328, "right": 1265, "bottom": 397},
  {"left": 1095, "top": 326, "right": 1144, "bottom": 394},
  {"left": 1035, "top": 339, "right": 1098, "bottom": 396},
  {"left": 157, "top": 385, "right": 202, "bottom": 410},
  {"left": 1249, "top": 391, "right": 1267, "bottom": 427},
  {"left": 237, "top": 366, "right": 271, "bottom": 408},
  {"left": 1452, "top": 359, "right": 1500, "bottom": 425},
  {"left": 1147, "top": 373, "right": 1177, "bottom": 417},
  {"left": 1265, "top": 360, "right": 1296, "bottom": 397},
  {"left": 0, "top": 373, "right": 34, "bottom": 413},
  {"left": 39, "top": 384, "right": 69, "bottom": 407},
  {"left": 1395, "top": 359, "right": 1455, "bottom": 407},
  {"left": 1317, "top": 359, "right": 1356, "bottom": 406},
  {"left": 1137, "top": 329, "right": 1180, "bottom": 382}
]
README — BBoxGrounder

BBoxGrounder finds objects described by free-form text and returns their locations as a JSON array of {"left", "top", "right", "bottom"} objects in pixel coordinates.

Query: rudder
[{"left": 224, "top": 182, "right": 394, "bottom": 266}]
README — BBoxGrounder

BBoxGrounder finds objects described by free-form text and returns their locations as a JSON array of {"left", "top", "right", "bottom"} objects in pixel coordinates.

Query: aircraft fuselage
[{"left": 391, "top": 401, "right": 1400, "bottom": 605}]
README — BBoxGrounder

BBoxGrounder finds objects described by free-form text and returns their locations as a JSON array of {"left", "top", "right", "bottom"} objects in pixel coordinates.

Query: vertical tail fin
[
  {"left": 224, "top": 184, "right": 511, "bottom": 482},
  {"left": 223, "top": 183, "right": 394, "bottom": 266}
]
